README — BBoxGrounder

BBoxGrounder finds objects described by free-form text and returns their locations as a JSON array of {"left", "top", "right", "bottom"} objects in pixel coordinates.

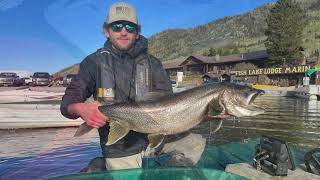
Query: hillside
[
  {"left": 53, "top": 64, "right": 79, "bottom": 78},
  {"left": 148, "top": 1, "right": 320, "bottom": 61},
  {"left": 148, "top": 3, "right": 273, "bottom": 60}
]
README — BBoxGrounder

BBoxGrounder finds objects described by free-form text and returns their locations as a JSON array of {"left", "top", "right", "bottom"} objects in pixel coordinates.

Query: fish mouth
[
  {"left": 234, "top": 104, "right": 265, "bottom": 117},
  {"left": 228, "top": 90, "right": 265, "bottom": 117},
  {"left": 208, "top": 90, "right": 265, "bottom": 119},
  {"left": 238, "top": 90, "right": 265, "bottom": 117},
  {"left": 246, "top": 90, "right": 265, "bottom": 106}
]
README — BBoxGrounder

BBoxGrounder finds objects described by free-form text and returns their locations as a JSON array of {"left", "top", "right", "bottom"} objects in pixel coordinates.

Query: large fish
[{"left": 74, "top": 83, "right": 265, "bottom": 148}]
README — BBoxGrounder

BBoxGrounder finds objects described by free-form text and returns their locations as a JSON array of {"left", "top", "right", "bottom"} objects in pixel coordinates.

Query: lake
[{"left": 0, "top": 96, "right": 319, "bottom": 179}]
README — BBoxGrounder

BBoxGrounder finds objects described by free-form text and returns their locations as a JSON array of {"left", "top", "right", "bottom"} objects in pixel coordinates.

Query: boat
[{"left": 46, "top": 137, "right": 319, "bottom": 180}]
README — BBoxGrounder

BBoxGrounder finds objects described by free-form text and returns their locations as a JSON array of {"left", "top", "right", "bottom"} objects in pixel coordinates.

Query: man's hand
[{"left": 68, "top": 101, "right": 108, "bottom": 128}]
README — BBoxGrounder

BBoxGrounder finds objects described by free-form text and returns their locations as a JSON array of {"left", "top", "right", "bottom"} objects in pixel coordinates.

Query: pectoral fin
[
  {"left": 207, "top": 99, "right": 223, "bottom": 117},
  {"left": 207, "top": 97, "right": 229, "bottom": 119},
  {"left": 106, "top": 121, "right": 130, "bottom": 145},
  {"left": 206, "top": 119, "right": 223, "bottom": 133},
  {"left": 74, "top": 123, "right": 93, "bottom": 137},
  {"left": 148, "top": 134, "right": 165, "bottom": 148}
]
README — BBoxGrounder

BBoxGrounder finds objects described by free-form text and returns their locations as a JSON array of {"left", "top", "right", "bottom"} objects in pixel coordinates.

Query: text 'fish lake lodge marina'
[{"left": 163, "top": 50, "right": 320, "bottom": 87}]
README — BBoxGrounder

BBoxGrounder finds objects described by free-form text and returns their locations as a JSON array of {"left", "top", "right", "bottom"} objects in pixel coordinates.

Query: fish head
[{"left": 219, "top": 84, "right": 265, "bottom": 117}]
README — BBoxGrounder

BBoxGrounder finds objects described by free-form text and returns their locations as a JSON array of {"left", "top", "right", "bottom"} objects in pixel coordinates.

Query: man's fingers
[
  {"left": 91, "top": 111, "right": 106, "bottom": 121},
  {"left": 82, "top": 103, "right": 108, "bottom": 128},
  {"left": 89, "top": 122, "right": 101, "bottom": 129},
  {"left": 92, "top": 110, "right": 108, "bottom": 123},
  {"left": 86, "top": 119, "right": 103, "bottom": 128},
  {"left": 87, "top": 113, "right": 107, "bottom": 128},
  {"left": 87, "top": 122, "right": 99, "bottom": 129},
  {"left": 97, "top": 113, "right": 108, "bottom": 122},
  {"left": 93, "top": 117, "right": 106, "bottom": 127},
  {"left": 93, "top": 102, "right": 108, "bottom": 122},
  {"left": 92, "top": 101, "right": 101, "bottom": 106}
]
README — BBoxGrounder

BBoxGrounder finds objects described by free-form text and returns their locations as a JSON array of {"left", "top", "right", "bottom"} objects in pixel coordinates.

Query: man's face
[{"left": 104, "top": 21, "right": 139, "bottom": 51}]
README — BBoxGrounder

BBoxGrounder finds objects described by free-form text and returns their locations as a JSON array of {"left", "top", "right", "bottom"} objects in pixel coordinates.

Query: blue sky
[{"left": 0, "top": 0, "right": 275, "bottom": 74}]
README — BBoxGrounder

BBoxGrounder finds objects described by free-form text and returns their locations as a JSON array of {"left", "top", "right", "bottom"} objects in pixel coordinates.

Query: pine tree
[
  {"left": 232, "top": 48, "right": 240, "bottom": 54},
  {"left": 234, "top": 62, "right": 257, "bottom": 71},
  {"left": 265, "top": 0, "right": 307, "bottom": 66},
  {"left": 315, "top": 49, "right": 320, "bottom": 68},
  {"left": 209, "top": 48, "right": 217, "bottom": 56}
]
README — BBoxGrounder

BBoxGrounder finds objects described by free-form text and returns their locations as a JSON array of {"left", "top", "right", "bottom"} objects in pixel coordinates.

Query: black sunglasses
[{"left": 110, "top": 22, "right": 138, "bottom": 33}]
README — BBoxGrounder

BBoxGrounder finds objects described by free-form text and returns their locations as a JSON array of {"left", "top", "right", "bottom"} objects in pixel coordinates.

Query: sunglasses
[{"left": 110, "top": 22, "right": 138, "bottom": 33}]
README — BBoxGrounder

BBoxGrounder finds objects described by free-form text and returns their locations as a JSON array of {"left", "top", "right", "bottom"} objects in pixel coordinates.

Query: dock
[
  {"left": 0, "top": 87, "right": 82, "bottom": 129},
  {"left": 253, "top": 85, "right": 320, "bottom": 101},
  {"left": 0, "top": 104, "right": 83, "bottom": 129},
  {"left": 290, "top": 85, "right": 320, "bottom": 100}
]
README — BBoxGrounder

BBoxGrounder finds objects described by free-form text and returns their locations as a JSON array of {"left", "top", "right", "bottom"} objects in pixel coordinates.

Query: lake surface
[{"left": 0, "top": 96, "right": 319, "bottom": 179}]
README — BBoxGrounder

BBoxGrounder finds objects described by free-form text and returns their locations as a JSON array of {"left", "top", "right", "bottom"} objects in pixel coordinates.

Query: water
[
  {"left": 0, "top": 128, "right": 101, "bottom": 180},
  {"left": 199, "top": 96, "right": 320, "bottom": 148},
  {"left": 0, "top": 96, "right": 319, "bottom": 179}
]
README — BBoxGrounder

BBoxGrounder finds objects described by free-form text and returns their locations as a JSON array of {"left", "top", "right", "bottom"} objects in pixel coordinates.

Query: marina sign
[{"left": 234, "top": 65, "right": 311, "bottom": 76}]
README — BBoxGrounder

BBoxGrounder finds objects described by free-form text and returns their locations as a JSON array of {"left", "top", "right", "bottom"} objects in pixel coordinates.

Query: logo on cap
[{"left": 116, "top": 6, "right": 131, "bottom": 16}]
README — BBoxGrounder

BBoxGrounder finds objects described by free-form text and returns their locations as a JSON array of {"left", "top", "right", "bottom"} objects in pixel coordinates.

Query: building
[
  {"left": 163, "top": 51, "right": 268, "bottom": 76},
  {"left": 185, "top": 51, "right": 268, "bottom": 75},
  {"left": 162, "top": 57, "right": 185, "bottom": 76},
  {"left": 163, "top": 51, "right": 312, "bottom": 86}
]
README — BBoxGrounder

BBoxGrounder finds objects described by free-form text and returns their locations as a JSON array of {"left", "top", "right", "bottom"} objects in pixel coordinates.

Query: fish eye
[{"left": 246, "top": 87, "right": 253, "bottom": 92}]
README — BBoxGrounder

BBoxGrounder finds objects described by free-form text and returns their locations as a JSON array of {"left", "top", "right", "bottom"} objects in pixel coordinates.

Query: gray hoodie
[{"left": 60, "top": 36, "right": 172, "bottom": 158}]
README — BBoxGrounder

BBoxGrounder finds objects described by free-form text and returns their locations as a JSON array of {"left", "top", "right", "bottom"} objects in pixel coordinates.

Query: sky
[{"left": 0, "top": 0, "right": 275, "bottom": 74}]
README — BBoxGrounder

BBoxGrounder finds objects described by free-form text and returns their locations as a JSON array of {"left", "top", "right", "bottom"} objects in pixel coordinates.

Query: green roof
[{"left": 306, "top": 69, "right": 320, "bottom": 76}]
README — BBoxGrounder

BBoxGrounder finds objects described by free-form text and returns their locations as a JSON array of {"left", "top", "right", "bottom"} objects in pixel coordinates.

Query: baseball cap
[{"left": 106, "top": 2, "right": 138, "bottom": 25}]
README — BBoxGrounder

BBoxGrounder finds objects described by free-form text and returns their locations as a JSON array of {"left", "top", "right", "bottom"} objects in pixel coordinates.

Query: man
[
  {"left": 61, "top": 3, "right": 205, "bottom": 172},
  {"left": 60, "top": 2, "right": 172, "bottom": 170}
]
